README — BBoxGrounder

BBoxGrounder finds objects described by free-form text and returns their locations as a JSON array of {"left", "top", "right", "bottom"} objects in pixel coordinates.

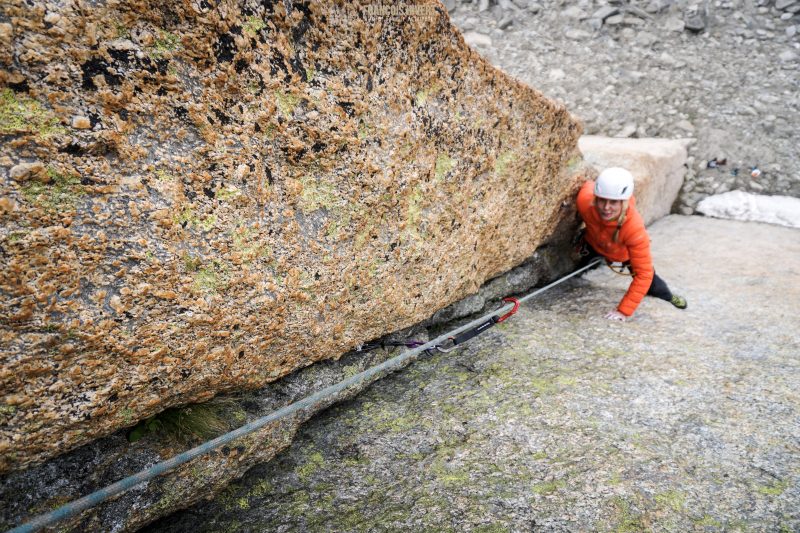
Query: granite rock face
[{"left": 0, "top": 0, "right": 582, "bottom": 473}]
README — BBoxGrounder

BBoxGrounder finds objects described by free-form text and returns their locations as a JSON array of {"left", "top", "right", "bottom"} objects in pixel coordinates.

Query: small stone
[
  {"left": 635, "top": 31, "right": 658, "bottom": 46},
  {"left": 676, "top": 120, "right": 695, "bottom": 132},
  {"left": 586, "top": 18, "right": 603, "bottom": 31},
  {"left": 527, "top": 2, "right": 543, "bottom": 13},
  {"left": 461, "top": 16, "right": 479, "bottom": 31},
  {"left": 564, "top": 28, "right": 591, "bottom": 40},
  {"left": 665, "top": 17, "right": 685, "bottom": 32},
  {"left": 562, "top": 6, "right": 587, "bottom": 19},
  {"left": 659, "top": 52, "right": 677, "bottom": 66},
  {"left": 478, "top": 0, "right": 489, "bottom": 12},
  {"left": 685, "top": 14, "right": 706, "bottom": 32},
  {"left": 9, "top": 162, "right": 47, "bottom": 182},
  {"left": 498, "top": 15, "right": 514, "bottom": 30},
  {"left": 645, "top": 0, "right": 669, "bottom": 13},
  {"left": 443, "top": 0, "right": 457, "bottom": 12},
  {"left": 511, "top": 0, "right": 528, "bottom": 9},
  {"left": 623, "top": 15, "right": 645, "bottom": 26},
  {"left": 779, "top": 50, "right": 798, "bottom": 62},
  {"left": 592, "top": 6, "right": 619, "bottom": 21},
  {"left": 463, "top": 31, "right": 492, "bottom": 48},
  {"left": 617, "top": 123, "right": 637, "bottom": 138},
  {"left": 786, "top": 25, "right": 797, "bottom": 37},
  {"left": 72, "top": 116, "right": 92, "bottom": 129},
  {"left": 490, "top": 4, "right": 504, "bottom": 21},
  {"left": 776, "top": 0, "right": 797, "bottom": 10},
  {"left": 605, "top": 14, "right": 624, "bottom": 25},
  {"left": 498, "top": 0, "right": 518, "bottom": 11},
  {"left": 548, "top": 68, "right": 566, "bottom": 81}
]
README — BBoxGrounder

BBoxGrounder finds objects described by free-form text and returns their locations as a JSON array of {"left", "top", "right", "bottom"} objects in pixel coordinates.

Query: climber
[{"left": 575, "top": 167, "right": 687, "bottom": 321}]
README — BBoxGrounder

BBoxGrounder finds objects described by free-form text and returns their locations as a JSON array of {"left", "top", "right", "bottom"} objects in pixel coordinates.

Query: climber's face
[{"left": 595, "top": 197, "right": 623, "bottom": 221}]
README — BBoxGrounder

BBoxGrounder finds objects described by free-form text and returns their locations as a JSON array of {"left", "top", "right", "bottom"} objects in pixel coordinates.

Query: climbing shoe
[{"left": 670, "top": 294, "right": 687, "bottom": 309}]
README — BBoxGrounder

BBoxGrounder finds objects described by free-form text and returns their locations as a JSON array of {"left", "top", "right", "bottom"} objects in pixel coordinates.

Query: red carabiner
[{"left": 496, "top": 297, "right": 519, "bottom": 323}]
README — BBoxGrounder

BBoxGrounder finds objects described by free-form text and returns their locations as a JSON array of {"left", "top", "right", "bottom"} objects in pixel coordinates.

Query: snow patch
[{"left": 696, "top": 190, "right": 800, "bottom": 229}]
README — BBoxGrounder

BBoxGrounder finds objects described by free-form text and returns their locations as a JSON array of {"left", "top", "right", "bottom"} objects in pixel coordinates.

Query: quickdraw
[{"left": 357, "top": 297, "right": 522, "bottom": 355}]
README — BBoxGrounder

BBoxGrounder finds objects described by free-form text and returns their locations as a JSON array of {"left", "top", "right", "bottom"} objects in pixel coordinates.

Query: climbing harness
[
  {"left": 8, "top": 258, "right": 601, "bottom": 533},
  {"left": 605, "top": 260, "right": 634, "bottom": 277},
  {"left": 572, "top": 226, "right": 631, "bottom": 277}
]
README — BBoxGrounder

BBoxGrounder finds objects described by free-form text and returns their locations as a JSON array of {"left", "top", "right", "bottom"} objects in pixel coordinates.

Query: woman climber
[{"left": 575, "top": 167, "right": 687, "bottom": 321}]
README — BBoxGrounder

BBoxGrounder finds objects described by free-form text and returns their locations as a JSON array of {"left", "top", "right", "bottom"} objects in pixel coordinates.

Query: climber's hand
[{"left": 605, "top": 310, "right": 626, "bottom": 322}]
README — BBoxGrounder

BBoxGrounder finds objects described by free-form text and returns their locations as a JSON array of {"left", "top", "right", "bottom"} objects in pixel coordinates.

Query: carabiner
[{"left": 497, "top": 297, "right": 519, "bottom": 323}]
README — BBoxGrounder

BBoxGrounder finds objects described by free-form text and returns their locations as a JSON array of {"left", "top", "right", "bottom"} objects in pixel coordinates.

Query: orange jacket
[{"left": 576, "top": 180, "right": 654, "bottom": 316}]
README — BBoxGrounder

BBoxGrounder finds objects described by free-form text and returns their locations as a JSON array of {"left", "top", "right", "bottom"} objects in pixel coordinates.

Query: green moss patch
[
  {"left": 148, "top": 30, "right": 181, "bottom": 58},
  {"left": 406, "top": 185, "right": 425, "bottom": 234},
  {"left": 299, "top": 175, "right": 341, "bottom": 214},
  {"left": 693, "top": 514, "right": 722, "bottom": 528},
  {"left": 21, "top": 168, "right": 85, "bottom": 213},
  {"left": 243, "top": 16, "right": 266, "bottom": 35},
  {"left": 655, "top": 489, "right": 686, "bottom": 512},
  {"left": 173, "top": 206, "right": 217, "bottom": 232},
  {"left": 127, "top": 397, "right": 245, "bottom": 444},
  {"left": 532, "top": 479, "right": 565, "bottom": 495},
  {"left": 191, "top": 260, "right": 229, "bottom": 293},
  {"left": 296, "top": 451, "right": 325, "bottom": 483},
  {"left": 756, "top": 479, "right": 789, "bottom": 496},
  {"left": 609, "top": 496, "right": 646, "bottom": 533},
  {"left": 232, "top": 225, "right": 270, "bottom": 262},
  {"left": 494, "top": 151, "right": 515, "bottom": 176},
  {"left": 275, "top": 90, "right": 300, "bottom": 117},
  {"left": 434, "top": 153, "right": 456, "bottom": 182},
  {"left": 0, "top": 88, "right": 65, "bottom": 138}
]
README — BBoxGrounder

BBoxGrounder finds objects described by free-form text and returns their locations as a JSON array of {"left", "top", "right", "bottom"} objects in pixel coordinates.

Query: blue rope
[{"left": 7, "top": 258, "right": 600, "bottom": 533}]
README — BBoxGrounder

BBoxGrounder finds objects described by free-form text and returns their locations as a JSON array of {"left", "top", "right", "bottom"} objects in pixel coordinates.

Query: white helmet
[{"left": 595, "top": 167, "right": 634, "bottom": 200}]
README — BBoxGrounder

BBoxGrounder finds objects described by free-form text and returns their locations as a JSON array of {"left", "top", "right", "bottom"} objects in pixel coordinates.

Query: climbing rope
[{"left": 8, "top": 258, "right": 602, "bottom": 533}]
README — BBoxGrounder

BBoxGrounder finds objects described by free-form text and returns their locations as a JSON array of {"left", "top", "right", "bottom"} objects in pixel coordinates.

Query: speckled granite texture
[{"left": 0, "top": 0, "right": 582, "bottom": 473}]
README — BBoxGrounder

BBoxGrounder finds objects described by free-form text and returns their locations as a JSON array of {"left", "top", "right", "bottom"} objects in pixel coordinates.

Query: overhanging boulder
[{"left": 0, "top": 0, "right": 583, "bottom": 475}]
